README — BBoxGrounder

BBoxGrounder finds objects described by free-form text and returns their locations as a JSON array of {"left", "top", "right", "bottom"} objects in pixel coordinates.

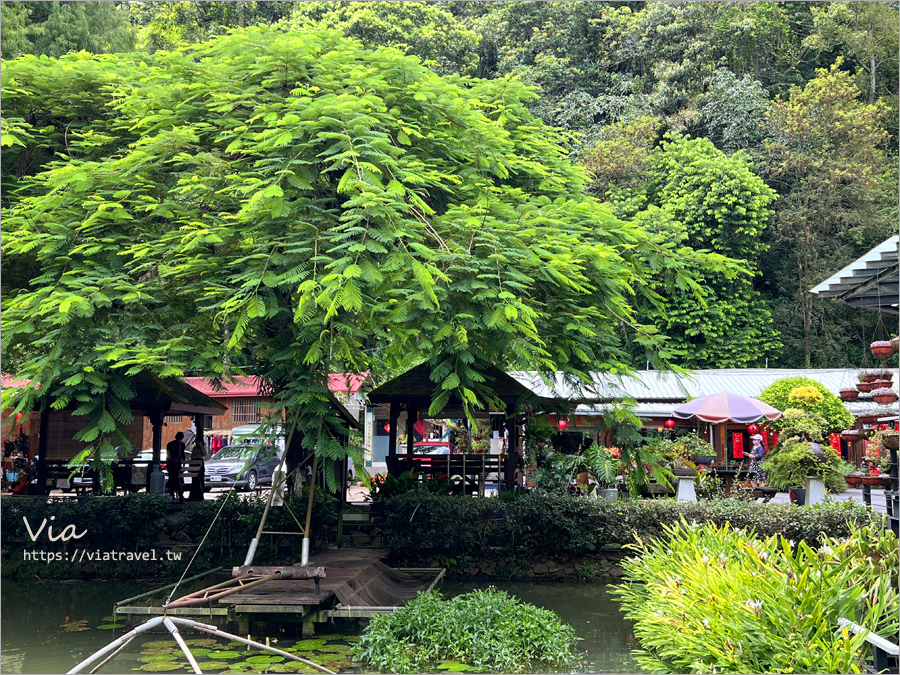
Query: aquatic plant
[
  {"left": 289, "top": 639, "right": 327, "bottom": 652},
  {"left": 354, "top": 588, "right": 577, "bottom": 673},
  {"left": 613, "top": 520, "right": 899, "bottom": 674},
  {"left": 138, "top": 663, "right": 185, "bottom": 672},
  {"left": 207, "top": 650, "right": 242, "bottom": 659}
]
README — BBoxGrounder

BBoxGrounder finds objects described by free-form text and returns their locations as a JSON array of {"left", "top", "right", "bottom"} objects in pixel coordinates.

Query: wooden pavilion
[{"left": 367, "top": 363, "right": 552, "bottom": 491}]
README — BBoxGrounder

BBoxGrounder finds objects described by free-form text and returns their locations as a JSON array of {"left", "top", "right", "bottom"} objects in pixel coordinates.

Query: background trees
[{"left": 1, "top": 0, "right": 897, "bottom": 379}]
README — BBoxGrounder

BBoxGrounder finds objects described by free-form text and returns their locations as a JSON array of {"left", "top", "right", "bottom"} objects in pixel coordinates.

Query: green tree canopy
[
  {"left": 589, "top": 133, "right": 780, "bottom": 368},
  {"left": 757, "top": 377, "right": 854, "bottom": 433},
  {"left": 289, "top": 1, "right": 480, "bottom": 76},
  {"left": 1, "top": 26, "right": 735, "bottom": 479},
  {"left": 0, "top": 1, "right": 135, "bottom": 60}
]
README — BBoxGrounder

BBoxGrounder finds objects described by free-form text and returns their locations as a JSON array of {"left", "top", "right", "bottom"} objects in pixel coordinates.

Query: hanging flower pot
[
  {"left": 863, "top": 475, "right": 884, "bottom": 486},
  {"left": 870, "top": 341, "right": 895, "bottom": 358},
  {"left": 859, "top": 372, "right": 879, "bottom": 383},
  {"left": 892, "top": 337, "right": 899, "bottom": 353},
  {"left": 856, "top": 412, "right": 879, "bottom": 425},
  {"left": 872, "top": 388, "right": 898, "bottom": 405},
  {"left": 841, "top": 429, "right": 861, "bottom": 442},
  {"left": 870, "top": 369, "right": 893, "bottom": 383},
  {"left": 856, "top": 381, "right": 878, "bottom": 393},
  {"left": 840, "top": 388, "right": 860, "bottom": 401},
  {"left": 883, "top": 434, "right": 899, "bottom": 451},
  {"left": 845, "top": 474, "right": 864, "bottom": 489},
  {"left": 872, "top": 380, "right": 894, "bottom": 390}
]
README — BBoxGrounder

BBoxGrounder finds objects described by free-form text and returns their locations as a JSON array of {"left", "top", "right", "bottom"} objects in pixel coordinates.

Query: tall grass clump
[
  {"left": 353, "top": 588, "right": 578, "bottom": 673},
  {"left": 613, "top": 520, "right": 899, "bottom": 674}
]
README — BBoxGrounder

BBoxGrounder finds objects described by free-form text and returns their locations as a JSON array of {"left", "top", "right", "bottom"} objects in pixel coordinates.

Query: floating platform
[{"left": 115, "top": 549, "right": 443, "bottom": 634}]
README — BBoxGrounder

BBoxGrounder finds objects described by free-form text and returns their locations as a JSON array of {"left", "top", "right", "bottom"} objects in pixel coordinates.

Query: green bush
[
  {"left": 383, "top": 491, "right": 875, "bottom": 564},
  {"left": 613, "top": 520, "right": 898, "bottom": 674},
  {"left": 758, "top": 377, "right": 854, "bottom": 433},
  {"left": 353, "top": 588, "right": 578, "bottom": 673},
  {"left": 762, "top": 438, "right": 852, "bottom": 492}
]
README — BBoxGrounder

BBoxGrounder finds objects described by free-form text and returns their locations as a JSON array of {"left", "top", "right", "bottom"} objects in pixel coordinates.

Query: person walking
[
  {"left": 749, "top": 434, "right": 766, "bottom": 488},
  {"left": 166, "top": 432, "right": 186, "bottom": 503}
]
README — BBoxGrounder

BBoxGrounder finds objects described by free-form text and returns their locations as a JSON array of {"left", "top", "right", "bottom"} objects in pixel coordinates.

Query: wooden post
[
  {"left": 387, "top": 403, "right": 399, "bottom": 475},
  {"left": 148, "top": 410, "right": 164, "bottom": 491},
  {"left": 406, "top": 404, "right": 417, "bottom": 459},
  {"left": 36, "top": 406, "right": 50, "bottom": 495}
]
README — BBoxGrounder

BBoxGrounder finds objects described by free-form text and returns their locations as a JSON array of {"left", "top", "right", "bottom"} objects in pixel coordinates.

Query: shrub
[
  {"left": 613, "top": 521, "right": 898, "bottom": 674},
  {"left": 758, "top": 377, "right": 853, "bottom": 432},
  {"left": 353, "top": 588, "right": 578, "bottom": 673},
  {"left": 383, "top": 491, "right": 875, "bottom": 564},
  {"left": 762, "top": 438, "right": 851, "bottom": 491}
]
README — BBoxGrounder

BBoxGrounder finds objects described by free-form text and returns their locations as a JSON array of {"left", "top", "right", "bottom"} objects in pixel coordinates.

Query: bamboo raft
[{"left": 115, "top": 549, "right": 444, "bottom": 634}]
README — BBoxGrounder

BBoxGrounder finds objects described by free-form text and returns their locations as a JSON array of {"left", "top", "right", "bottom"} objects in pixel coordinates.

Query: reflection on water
[
  {"left": 1, "top": 579, "right": 638, "bottom": 674},
  {"left": 442, "top": 581, "right": 639, "bottom": 674}
]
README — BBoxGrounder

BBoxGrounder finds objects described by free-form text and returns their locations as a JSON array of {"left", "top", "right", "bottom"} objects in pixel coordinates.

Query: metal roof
[
  {"left": 810, "top": 236, "right": 900, "bottom": 314},
  {"left": 512, "top": 368, "right": 898, "bottom": 419},
  {"left": 512, "top": 368, "right": 869, "bottom": 401}
]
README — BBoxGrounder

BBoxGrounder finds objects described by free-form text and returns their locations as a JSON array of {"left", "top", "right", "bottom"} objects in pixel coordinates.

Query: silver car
[{"left": 205, "top": 444, "right": 283, "bottom": 490}]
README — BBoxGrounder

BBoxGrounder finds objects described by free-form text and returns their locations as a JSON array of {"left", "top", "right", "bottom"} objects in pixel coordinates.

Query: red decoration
[
  {"left": 557, "top": 419, "right": 568, "bottom": 430},
  {"left": 732, "top": 433, "right": 744, "bottom": 458},
  {"left": 870, "top": 341, "right": 895, "bottom": 358},
  {"left": 747, "top": 424, "right": 759, "bottom": 434},
  {"left": 664, "top": 419, "right": 676, "bottom": 429},
  {"left": 14, "top": 412, "right": 22, "bottom": 422},
  {"left": 384, "top": 423, "right": 392, "bottom": 433}
]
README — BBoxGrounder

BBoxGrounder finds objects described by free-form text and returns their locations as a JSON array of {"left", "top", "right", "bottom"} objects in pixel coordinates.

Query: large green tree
[
  {"left": 1, "top": 26, "right": 735, "bottom": 481},
  {"left": 587, "top": 133, "right": 780, "bottom": 368},
  {"left": 761, "top": 63, "right": 895, "bottom": 368},
  {"left": 0, "top": 1, "right": 135, "bottom": 59}
]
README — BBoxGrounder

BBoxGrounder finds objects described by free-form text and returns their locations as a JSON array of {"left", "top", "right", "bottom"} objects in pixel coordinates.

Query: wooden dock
[{"left": 115, "top": 549, "right": 443, "bottom": 634}]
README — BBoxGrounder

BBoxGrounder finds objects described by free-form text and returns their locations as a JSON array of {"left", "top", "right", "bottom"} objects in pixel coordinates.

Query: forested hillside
[{"left": 2, "top": 1, "right": 897, "bottom": 370}]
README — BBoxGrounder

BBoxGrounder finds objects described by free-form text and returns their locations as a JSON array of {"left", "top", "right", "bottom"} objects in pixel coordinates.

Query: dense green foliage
[
  {"left": 1, "top": 25, "right": 732, "bottom": 477},
  {"left": 614, "top": 521, "right": 899, "bottom": 674},
  {"left": 0, "top": 1, "right": 135, "bottom": 59},
  {"left": 354, "top": 588, "right": 578, "bottom": 673},
  {"left": 758, "top": 377, "right": 855, "bottom": 432},
  {"left": 1, "top": 491, "right": 336, "bottom": 579},
  {"left": 3, "top": 1, "right": 896, "bottom": 370},
  {"left": 383, "top": 491, "right": 874, "bottom": 564}
]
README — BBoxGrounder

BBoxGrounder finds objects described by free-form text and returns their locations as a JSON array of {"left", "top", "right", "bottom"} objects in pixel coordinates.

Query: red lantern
[
  {"left": 664, "top": 419, "right": 676, "bottom": 429},
  {"left": 557, "top": 419, "right": 568, "bottom": 430},
  {"left": 748, "top": 424, "right": 759, "bottom": 434},
  {"left": 14, "top": 412, "right": 23, "bottom": 422},
  {"left": 383, "top": 423, "right": 391, "bottom": 433}
]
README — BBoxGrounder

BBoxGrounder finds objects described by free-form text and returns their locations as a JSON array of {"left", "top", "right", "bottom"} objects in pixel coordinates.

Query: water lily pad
[
  {"left": 208, "top": 651, "right": 243, "bottom": 659},
  {"left": 101, "top": 615, "right": 122, "bottom": 622},
  {"left": 289, "top": 640, "right": 326, "bottom": 652},
  {"left": 143, "top": 641, "right": 177, "bottom": 649},
  {"left": 138, "top": 663, "right": 184, "bottom": 672},
  {"left": 246, "top": 655, "right": 285, "bottom": 664},
  {"left": 61, "top": 619, "right": 90, "bottom": 632},
  {"left": 97, "top": 623, "right": 125, "bottom": 630},
  {"left": 319, "top": 645, "right": 352, "bottom": 654},
  {"left": 277, "top": 665, "right": 321, "bottom": 674},
  {"left": 185, "top": 638, "right": 220, "bottom": 647},
  {"left": 139, "top": 655, "right": 183, "bottom": 664},
  {"left": 314, "top": 634, "right": 345, "bottom": 641},
  {"left": 437, "top": 662, "right": 470, "bottom": 672},
  {"left": 341, "top": 636, "right": 361, "bottom": 643}
]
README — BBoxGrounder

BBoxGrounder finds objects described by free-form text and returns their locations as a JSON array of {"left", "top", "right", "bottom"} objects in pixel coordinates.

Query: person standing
[
  {"left": 166, "top": 431, "right": 186, "bottom": 503},
  {"left": 749, "top": 434, "right": 766, "bottom": 488},
  {"left": 187, "top": 437, "right": 207, "bottom": 501}
]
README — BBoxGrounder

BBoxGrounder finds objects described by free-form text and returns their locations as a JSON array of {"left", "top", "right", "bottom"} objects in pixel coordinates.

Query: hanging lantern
[
  {"left": 664, "top": 419, "right": 676, "bottom": 430},
  {"left": 383, "top": 423, "right": 391, "bottom": 433},
  {"left": 557, "top": 419, "right": 568, "bottom": 430},
  {"left": 748, "top": 424, "right": 759, "bottom": 434}
]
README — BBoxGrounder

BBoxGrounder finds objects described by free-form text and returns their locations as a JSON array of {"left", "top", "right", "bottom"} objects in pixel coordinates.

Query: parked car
[
  {"left": 205, "top": 443, "right": 283, "bottom": 490},
  {"left": 413, "top": 441, "right": 455, "bottom": 456}
]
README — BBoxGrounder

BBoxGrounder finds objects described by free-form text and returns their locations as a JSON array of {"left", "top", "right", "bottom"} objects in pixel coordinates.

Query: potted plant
[
  {"left": 845, "top": 471, "right": 865, "bottom": 489},
  {"left": 841, "top": 429, "right": 861, "bottom": 442},
  {"left": 872, "top": 388, "right": 898, "bottom": 405},
  {"left": 856, "top": 381, "right": 878, "bottom": 393},
  {"left": 856, "top": 412, "right": 879, "bottom": 425},
  {"left": 859, "top": 371, "right": 880, "bottom": 383},
  {"left": 840, "top": 388, "right": 860, "bottom": 401},
  {"left": 582, "top": 444, "right": 621, "bottom": 500},
  {"left": 870, "top": 341, "right": 895, "bottom": 358},
  {"left": 762, "top": 409, "right": 854, "bottom": 504}
]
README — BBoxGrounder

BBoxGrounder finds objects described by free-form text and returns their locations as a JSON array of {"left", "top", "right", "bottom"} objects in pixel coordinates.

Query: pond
[{"left": 0, "top": 579, "right": 639, "bottom": 674}]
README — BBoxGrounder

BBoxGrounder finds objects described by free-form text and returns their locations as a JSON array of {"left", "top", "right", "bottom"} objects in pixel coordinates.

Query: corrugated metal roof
[
  {"left": 810, "top": 236, "right": 899, "bottom": 314},
  {"left": 511, "top": 368, "right": 869, "bottom": 401}
]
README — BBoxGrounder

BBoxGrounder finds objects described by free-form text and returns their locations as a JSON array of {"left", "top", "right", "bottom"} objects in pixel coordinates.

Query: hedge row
[
  {"left": 382, "top": 491, "right": 876, "bottom": 564},
  {"left": 1, "top": 492, "right": 336, "bottom": 579}
]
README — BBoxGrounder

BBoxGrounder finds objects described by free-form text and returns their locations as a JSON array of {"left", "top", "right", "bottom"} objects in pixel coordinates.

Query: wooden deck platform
[{"left": 115, "top": 549, "right": 443, "bottom": 633}]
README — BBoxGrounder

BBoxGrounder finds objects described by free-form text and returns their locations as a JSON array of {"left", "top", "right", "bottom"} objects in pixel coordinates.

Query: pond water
[{"left": 0, "top": 579, "right": 638, "bottom": 674}]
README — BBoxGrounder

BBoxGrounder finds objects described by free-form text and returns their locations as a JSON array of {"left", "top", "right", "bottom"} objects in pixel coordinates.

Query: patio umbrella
[{"left": 672, "top": 392, "right": 782, "bottom": 424}]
